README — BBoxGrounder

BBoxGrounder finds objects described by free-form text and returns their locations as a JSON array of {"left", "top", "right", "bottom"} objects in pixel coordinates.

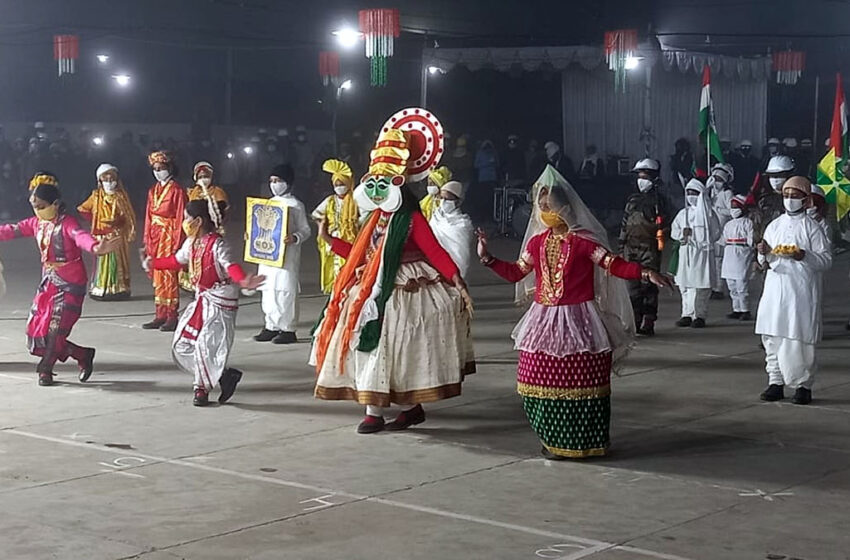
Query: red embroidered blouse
[{"left": 487, "top": 231, "right": 641, "bottom": 306}]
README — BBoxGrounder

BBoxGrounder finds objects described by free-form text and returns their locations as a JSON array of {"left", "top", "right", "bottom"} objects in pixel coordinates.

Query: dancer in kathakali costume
[
  {"left": 0, "top": 174, "right": 121, "bottom": 386},
  {"left": 142, "top": 151, "right": 186, "bottom": 331},
  {"left": 311, "top": 108, "right": 475, "bottom": 434},
  {"left": 311, "top": 159, "right": 362, "bottom": 294},
  {"left": 77, "top": 163, "right": 136, "bottom": 301},
  {"left": 478, "top": 165, "right": 671, "bottom": 459}
]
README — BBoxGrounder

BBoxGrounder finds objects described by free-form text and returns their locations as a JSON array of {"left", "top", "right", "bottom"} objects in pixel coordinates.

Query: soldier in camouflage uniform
[{"left": 619, "top": 158, "right": 669, "bottom": 336}]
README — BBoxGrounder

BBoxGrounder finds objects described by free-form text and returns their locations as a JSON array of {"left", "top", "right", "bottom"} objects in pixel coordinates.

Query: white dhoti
[
  {"left": 679, "top": 287, "right": 710, "bottom": 319},
  {"left": 761, "top": 335, "right": 816, "bottom": 390},
  {"left": 261, "top": 288, "right": 298, "bottom": 332},
  {"left": 725, "top": 278, "right": 750, "bottom": 312},
  {"left": 172, "top": 291, "right": 238, "bottom": 391},
  {"left": 311, "top": 261, "right": 475, "bottom": 407},
  {"left": 712, "top": 249, "right": 725, "bottom": 292}
]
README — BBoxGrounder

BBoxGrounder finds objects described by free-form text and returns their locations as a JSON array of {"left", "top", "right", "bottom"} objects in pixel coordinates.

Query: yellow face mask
[
  {"left": 540, "top": 210, "right": 564, "bottom": 228},
  {"left": 182, "top": 218, "right": 201, "bottom": 238},
  {"left": 35, "top": 205, "right": 58, "bottom": 221}
]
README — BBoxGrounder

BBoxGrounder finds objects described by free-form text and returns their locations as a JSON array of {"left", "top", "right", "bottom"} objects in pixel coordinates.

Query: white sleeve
[
  {"left": 745, "top": 219, "right": 754, "bottom": 247},
  {"left": 311, "top": 197, "right": 330, "bottom": 221},
  {"left": 803, "top": 222, "right": 833, "bottom": 272},
  {"left": 290, "top": 202, "right": 312, "bottom": 245},
  {"left": 670, "top": 211, "right": 685, "bottom": 241},
  {"left": 175, "top": 238, "right": 193, "bottom": 266},
  {"left": 213, "top": 237, "right": 237, "bottom": 269}
]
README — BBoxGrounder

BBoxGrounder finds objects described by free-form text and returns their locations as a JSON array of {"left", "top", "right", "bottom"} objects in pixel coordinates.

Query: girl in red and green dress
[{"left": 478, "top": 165, "right": 670, "bottom": 459}]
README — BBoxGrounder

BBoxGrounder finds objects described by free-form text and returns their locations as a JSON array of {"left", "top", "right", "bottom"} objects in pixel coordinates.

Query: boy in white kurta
[
  {"left": 253, "top": 164, "right": 312, "bottom": 345},
  {"left": 721, "top": 195, "right": 754, "bottom": 320},
  {"left": 756, "top": 176, "right": 832, "bottom": 405},
  {"left": 670, "top": 178, "right": 721, "bottom": 328},
  {"left": 709, "top": 164, "right": 734, "bottom": 299},
  {"left": 428, "top": 180, "right": 475, "bottom": 279}
]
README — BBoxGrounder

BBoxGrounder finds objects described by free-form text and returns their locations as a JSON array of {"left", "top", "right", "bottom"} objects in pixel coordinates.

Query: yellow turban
[
  {"left": 322, "top": 159, "right": 354, "bottom": 189},
  {"left": 29, "top": 173, "right": 58, "bottom": 191},
  {"left": 428, "top": 166, "right": 452, "bottom": 187}
]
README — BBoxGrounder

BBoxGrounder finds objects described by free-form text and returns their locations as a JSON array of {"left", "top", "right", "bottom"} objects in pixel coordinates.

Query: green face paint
[{"left": 365, "top": 175, "right": 392, "bottom": 203}]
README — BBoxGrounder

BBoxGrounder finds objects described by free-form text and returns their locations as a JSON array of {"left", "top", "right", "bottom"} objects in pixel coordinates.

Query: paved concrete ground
[{"left": 1, "top": 229, "right": 849, "bottom": 560}]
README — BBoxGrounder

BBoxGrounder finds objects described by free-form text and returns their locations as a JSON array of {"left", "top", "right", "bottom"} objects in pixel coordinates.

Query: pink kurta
[{"left": 0, "top": 214, "right": 98, "bottom": 367}]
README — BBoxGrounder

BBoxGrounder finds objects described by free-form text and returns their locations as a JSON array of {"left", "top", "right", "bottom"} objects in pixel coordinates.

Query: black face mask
[{"left": 740, "top": 147, "right": 751, "bottom": 156}]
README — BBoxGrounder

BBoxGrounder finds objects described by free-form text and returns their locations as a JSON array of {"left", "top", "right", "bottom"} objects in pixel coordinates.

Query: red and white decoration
[
  {"left": 603, "top": 29, "right": 637, "bottom": 93},
  {"left": 318, "top": 51, "right": 340, "bottom": 86},
  {"left": 773, "top": 50, "right": 805, "bottom": 85},
  {"left": 381, "top": 107, "right": 444, "bottom": 182},
  {"left": 53, "top": 34, "right": 79, "bottom": 77},
  {"left": 358, "top": 8, "right": 400, "bottom": 86}
]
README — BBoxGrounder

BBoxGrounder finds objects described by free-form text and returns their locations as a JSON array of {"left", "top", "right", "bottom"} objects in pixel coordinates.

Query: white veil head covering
[{"left": 516, "top": 165, "right": 636, "bottom": 363}]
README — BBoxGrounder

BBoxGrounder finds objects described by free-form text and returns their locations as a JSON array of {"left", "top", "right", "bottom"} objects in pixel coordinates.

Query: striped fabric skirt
[{"left": 512, "top": 301, "right": 613, "bottom": 458}]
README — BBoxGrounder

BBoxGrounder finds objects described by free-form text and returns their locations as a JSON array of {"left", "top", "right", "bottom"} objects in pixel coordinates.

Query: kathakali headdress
[{"left": 355, "top": 107, "right": 445, "bottom": 214}]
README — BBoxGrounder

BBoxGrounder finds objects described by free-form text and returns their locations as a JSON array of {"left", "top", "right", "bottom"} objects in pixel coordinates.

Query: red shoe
[
  {"left": 386, "top": 404, "right": 426, "bottom": 431},
  {"left": 356, "top": 415, "right": 385, "bottom": 434},
  {"left": 193, "top": 388, "right": 210, "bottom": 407}
]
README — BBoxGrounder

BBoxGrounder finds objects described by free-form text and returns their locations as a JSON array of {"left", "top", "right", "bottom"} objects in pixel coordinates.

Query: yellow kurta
[
  {"left": 419, "top": 194, "right": 440, "bottom": 221},
  {"left": 312, "top": 194, "right": 360, "bottom": 294},
  {"left": 77, "top": 188, "right": 136, "bottom": 298}
]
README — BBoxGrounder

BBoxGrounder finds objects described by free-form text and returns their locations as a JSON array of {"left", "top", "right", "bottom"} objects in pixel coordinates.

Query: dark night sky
[{"left": 0, "top": 0, "right": 848, "bottom": 140}]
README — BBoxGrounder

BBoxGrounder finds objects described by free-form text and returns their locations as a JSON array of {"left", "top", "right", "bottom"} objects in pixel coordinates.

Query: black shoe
[
  {"left": 791, "top": 387, "right": 812, "bottom": 405},
  {"left": 218, "top": 368, "right": 243, "bottom": 404},
  {"left": 675, "top": 317, "right": 692, "bottom": 327},
  {"left": 142, "top": 317, "right": 166, "bottom": 330},
  {"left": 357, "top": 415, "right": 385, "bottom": 434},
  {"left": 385, "top": 404, "right": 426, "bottom": 431},
  {"left": 710, "top": 291, "right": 725, "bottom": 300},
  {"left": 38, "top": 372, "right": 54, "bottom": 386},
  {"left": 78, "top": 348, "right": 95, "bottom": 382},
  {"left": 726, "top": 312, "right": 741, "bottom": 320},
  {"left": 193, "top": 388, "right": 210, "bottom": 407},
  {"left": 160, "top": 318, "right": 178, "bottom": 332},
  {"left": 253, "top": 328, "right": 279, "bottom": 342},
  {"left": 691, "top": 318, "right": 706, "bottom": 328},
  {"left": 540, "top": 446, "right": 568, "bottom": 461},
  {"left": 272, "top": 331, "right": 298, "bottom": 345},
  {"left": 738, "top": 312, "right": 752, "bottom": 321},
  {"left": 760, "top": 384, "right": 785, "bottom": 402},
  {"left": 636, "top": 325, "right": 655, "bottom": 337}
]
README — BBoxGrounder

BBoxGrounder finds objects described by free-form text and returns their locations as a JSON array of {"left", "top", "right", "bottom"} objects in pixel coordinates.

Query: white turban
[{"left": 96, "top": 163, "right": 118, "bottom": 179}]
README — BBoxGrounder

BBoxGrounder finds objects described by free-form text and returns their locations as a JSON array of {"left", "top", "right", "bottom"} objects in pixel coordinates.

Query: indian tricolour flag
[
  {"left": 697, "top": 64, "right": 725, "bottom": 176},
  {"left": 817, "top": 72, "right": 850, "bottom": 220}
]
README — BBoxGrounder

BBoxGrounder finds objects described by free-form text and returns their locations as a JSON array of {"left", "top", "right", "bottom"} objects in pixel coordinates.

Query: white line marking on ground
[{"left": 2, "top": 428, "right": 692, "bottom": 560}]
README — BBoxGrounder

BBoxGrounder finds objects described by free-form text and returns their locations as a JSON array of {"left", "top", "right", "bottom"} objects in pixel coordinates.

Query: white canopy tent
[{"left": 423, "top": 45, "right": 769, "bottom": 172}]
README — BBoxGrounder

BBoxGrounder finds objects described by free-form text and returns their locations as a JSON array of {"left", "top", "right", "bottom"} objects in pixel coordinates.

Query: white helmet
[
  {"left": 711, "top": 162, "right": 735, "bottom": 183},
  {"left": 765, "top": 155, "right": 795, "bottom": 174},
  {"left": 767, "top": 137, "right": 781, "bottom": 145},
  {"left": 782, "top": 137, "right": 798, "bottom": 148},
  {"left": 632, "top": 158, "right": 660, "bottom": 173},
  {"left": 739, "top": 139, "right": 753, "bottom": 148}
]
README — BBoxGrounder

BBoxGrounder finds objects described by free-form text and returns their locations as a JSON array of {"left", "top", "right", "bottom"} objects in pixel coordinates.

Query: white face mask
[
  {"left": 426, "top": 185, "right": 440, "bottom": 196},
  {"left": 730, "top": 208, "right": 743, "bottom": 219},
  {"left": 441, "top": 199, "right": 459, "bottom": 213},
  {"left": 769, "top": 177, "right": 785, "bottom": 192},
  {"left": 154, "top": 169, "right": 171, "bottom": 183},
  {"left": 784, "top": 197, "right": 805, "bottom": 214},
  {"left": 197, "top": 177, "right": 212, "bottom": 189},
  {"left": 334, "top": 185, "right": 348, "bottom": 197},
  {"left": 270, "top": 180, "right": 289, "bottom": 196},
  {"left": 101, "top": 180, "right": 117, "bottom": 194},
  {"left": 637, "top": 178, "right": 653, "bottom": 193},
  {"left": 686, "top": 195, "right": 699, "bottom": 207}
]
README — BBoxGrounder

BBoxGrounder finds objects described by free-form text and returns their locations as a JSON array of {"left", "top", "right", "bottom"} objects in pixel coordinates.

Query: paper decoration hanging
[
  {"left": 773, "top": 50, "right": 806, "bottom": 85},
  {"left": 53, "top": 35, "right": 79, "bottom": 76},
  {"left": 319, "top": 51, "right": 340, "bottom": 86},
  {"left": 358, "top": 8, "right": 400, "bottom": 87},
  {"left": 604, "top": 29, "right": 637, "bottom": 93}
]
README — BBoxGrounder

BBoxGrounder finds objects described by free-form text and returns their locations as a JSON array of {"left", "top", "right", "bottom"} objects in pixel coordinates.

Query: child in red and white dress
[{"left": 146, "top": 200, "right": 264, "bottom": 406}]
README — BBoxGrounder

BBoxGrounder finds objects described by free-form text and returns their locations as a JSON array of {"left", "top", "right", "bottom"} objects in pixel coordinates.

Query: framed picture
[{"left": 244, "top": 197, "right": 288, "bottom": 267}]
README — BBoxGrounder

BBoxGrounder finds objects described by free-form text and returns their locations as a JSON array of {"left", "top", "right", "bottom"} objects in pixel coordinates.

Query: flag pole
[{"left": 813, "top": 74, "right": 820, "bottom": 177}]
